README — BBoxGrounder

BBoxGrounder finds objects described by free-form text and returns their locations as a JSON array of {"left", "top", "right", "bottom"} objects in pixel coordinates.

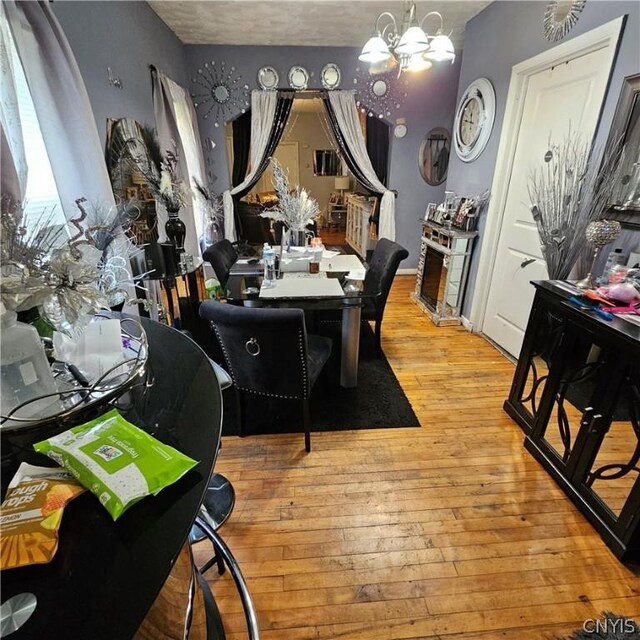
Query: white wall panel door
[{"left": 483, "top": 45, "right": 616, "bottom": 358}]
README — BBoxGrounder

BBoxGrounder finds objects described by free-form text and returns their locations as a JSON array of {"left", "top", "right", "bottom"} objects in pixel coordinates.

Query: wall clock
[
  {"left": 543, "top": 0, "right": 586, "bottom": 42},
  {"left": 453, "top": 77, "right": 496, "bottom": 163}
]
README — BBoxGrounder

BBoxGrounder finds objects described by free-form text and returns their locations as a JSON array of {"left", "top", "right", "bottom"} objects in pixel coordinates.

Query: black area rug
[
  {"left": 555, "top": 612, "right": 640, "bottom": 639},
  {"left": 220, "top": 322, "right": 420, "bottom": 437}
]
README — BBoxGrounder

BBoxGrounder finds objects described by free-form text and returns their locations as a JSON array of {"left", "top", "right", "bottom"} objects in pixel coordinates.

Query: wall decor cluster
[
  {"left": 191, "top": 60, "right": 250, "bottom": 127},
  {"left": 543, "top": 0, "right": 586, "bottom": 42},
  {"left": 353, "top": 67, "right": 408, "bottom": 120}
]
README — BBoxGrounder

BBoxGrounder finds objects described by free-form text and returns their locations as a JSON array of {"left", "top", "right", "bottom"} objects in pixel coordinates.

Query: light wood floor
[{"left": 195, "top": 275, "right": 640, "bottom": 639}]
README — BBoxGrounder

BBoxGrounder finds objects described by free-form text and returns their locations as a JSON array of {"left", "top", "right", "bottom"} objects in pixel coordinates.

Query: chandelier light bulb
[
  {"left": 424, "top": 32, "right": 456, "bottom": 63},
  {"left": 359, "top": 35, "right": 393, "bottom": 63},
  {"left": 404, "top": 54, "right": 433, "bottom": 73},
  {"left": 395, "top": 25, "right": 429, "bottom": 56}
]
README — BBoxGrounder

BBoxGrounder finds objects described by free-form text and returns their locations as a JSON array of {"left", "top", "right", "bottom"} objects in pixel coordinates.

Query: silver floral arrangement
[
  {"left": 527, "top": 131, "right": 624, "bottom": 280},
  {"left": 260, "top": 158, "right": 319, "bottom": 231},
  {"left": 0, "top": 195, "right": 141, "bottom": 335},
  {"left": 119, "top": 125, "right": 190, "bottom": 214},
  {"left": 193, "top": 179, "right": 223, "bottom": 245}
]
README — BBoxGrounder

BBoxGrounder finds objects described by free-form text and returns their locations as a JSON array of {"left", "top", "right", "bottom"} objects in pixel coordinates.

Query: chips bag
[
  {"left": 33, "top": 409, "right": 198, "bottom": 521},
  {"left": 0, "top": 463, "right": 85, "bottom": 569}
]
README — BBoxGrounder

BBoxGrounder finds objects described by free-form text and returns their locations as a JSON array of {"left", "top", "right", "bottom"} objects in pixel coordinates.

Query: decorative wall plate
[
  {"left": 453, "top": 78, "right": 496, "bottom": 162},
  {"left": 257, "top": 66, "right": 279, "bottom": 90},
  {"left": 288, "top": 66, "right": 309, "bottom": 90},
  {"left": 543, "top": 0, "right": 586, "bottom": 42},
  {"left": 320, "top": 63, "right": 341, "bottom": 90},
  {"left": 191, "top": 60, "right": 250, "bottom": 128}
]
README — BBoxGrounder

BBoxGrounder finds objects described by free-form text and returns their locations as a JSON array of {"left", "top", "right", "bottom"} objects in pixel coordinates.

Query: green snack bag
[{"left": 33, "top": 409, "right": 198, "bottom": 520}]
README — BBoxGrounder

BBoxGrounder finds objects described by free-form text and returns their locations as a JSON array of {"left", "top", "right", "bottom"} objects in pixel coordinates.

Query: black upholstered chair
[
  {"left": 199, "top": 301, "right": 332, "bottom": 452},
  {"left": 203, "top": 239, "right": 238, "bottom": 288},
  {"left": 361, "top": 238, "right": 409, "bottom": 357}
]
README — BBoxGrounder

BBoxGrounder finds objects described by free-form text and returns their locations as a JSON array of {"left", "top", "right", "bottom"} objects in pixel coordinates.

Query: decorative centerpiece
[
  {"left": 260, "top": 159, "right": 319, "bottom": 246},
  {"left": 194, "top": 180, "right": 223, "bottom": 247},
  {"left": 120, "top": 126, "right": 190, "bottom": 252},
  {"left": 527, "top": 131, "right": 624, "bottom": 280},
  {"left": 574, "top": 219, "right": 622, "bottom": 289}
]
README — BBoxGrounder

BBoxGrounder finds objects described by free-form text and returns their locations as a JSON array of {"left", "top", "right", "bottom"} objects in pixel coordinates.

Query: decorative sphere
[{"left": 585, "top": 219, "right": 622, "bottom": 246}]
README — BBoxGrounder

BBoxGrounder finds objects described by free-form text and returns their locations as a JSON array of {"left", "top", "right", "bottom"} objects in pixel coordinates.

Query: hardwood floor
[{"left": 195, "top": 275, "right": 640, "bottom": 639}]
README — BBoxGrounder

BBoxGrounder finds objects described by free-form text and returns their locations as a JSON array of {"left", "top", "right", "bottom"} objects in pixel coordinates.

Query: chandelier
[{"left": 359, "top": 2, "right": 455, "bottom": 74}]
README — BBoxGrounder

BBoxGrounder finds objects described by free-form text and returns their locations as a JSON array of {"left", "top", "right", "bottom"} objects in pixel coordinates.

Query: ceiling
[{"left": 147, "top": 1, "right": 492, "bottom": 50}]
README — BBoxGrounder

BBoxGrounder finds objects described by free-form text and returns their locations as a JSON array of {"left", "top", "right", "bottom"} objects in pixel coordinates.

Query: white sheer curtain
[
  {"left": 328, "top": 91, "right": 396, "bottom": 240},
  {"left": 0, "top": 5, "right": 27, "bottom": 203},
  {"left": 222, "top": 90, "right": 277, "bottom": 242},
  {"left": 4, "top": 0, "right": 115, "bottom": 219},
  {"left": 152, "top": 68, "right": 204, "bottom": 258}
]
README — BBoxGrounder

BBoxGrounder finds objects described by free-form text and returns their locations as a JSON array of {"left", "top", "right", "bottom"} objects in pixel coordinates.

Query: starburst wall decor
[
  {"left": 353, "top": 67, "right": 408, "bottom": 120},
  {"left": 191, "top": 60, "right": 250, "bottom": 128}
]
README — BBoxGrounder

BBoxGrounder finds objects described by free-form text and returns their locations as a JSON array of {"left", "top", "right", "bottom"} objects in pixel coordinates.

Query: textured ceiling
[{"left": 147, "top": 1, "right": 492, "bottom": 50}]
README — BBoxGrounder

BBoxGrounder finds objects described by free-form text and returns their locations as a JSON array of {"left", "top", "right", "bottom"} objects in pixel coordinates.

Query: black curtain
[
  {"left": 235, "top": 91, "right": 294, "bottom": 199},
  {"left": 366, "top": 116, "right": 390, "bottom": 186},
  {"left": 322, "top": 95, "right": 380, "bottom": 195},
  {"left": 231, "top": 110, "right": 251, "bottom": 188}
]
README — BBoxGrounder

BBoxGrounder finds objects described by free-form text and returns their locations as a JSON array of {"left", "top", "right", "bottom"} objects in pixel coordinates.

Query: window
[
  {"left": 313, "top": 149, "right": 340, "bottom": 176},
  {"left": 7, "top": 24, "right": 65, "bottom": 235}
]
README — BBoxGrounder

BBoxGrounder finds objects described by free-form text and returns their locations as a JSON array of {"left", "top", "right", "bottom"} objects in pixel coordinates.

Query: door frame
[{"left": 467, "top": 16, "right": 625, "bottom": 334}]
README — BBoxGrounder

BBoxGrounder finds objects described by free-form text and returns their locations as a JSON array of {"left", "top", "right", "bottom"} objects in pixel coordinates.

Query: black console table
[{"left": 504, "top": 280, "right": 640, "bottom": 561}]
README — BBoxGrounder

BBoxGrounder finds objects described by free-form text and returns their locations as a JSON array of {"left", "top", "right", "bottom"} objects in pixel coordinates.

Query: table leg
[{"left": 341, "top": 305, "right": 361, "bottom": 388}]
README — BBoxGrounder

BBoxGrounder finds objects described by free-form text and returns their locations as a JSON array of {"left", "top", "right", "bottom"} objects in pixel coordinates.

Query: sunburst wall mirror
[
  {"left": 191, "top": 60, "right": 250, "bottom": 127},
  {"left": 543, "top": 0, "right": 586, "bottom": 42}
]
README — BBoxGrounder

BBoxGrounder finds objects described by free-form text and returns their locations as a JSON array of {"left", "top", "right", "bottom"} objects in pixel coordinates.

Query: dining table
[
  {"left": 225, "top": 247, "right": 376, "bottom": 388},
  {"left": 0, "top": 318, "right": 224, "bottom": 639}
]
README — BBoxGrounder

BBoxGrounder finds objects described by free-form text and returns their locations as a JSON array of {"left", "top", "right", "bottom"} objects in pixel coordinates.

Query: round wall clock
[
  {"left": 393, "top": 124, "right": 407, "bottom": 139},
  {"left": 543, "top": 0, "right": 586, "bottom": 42},
  {"left": 453, "top": 78, "right": 496, "bottom": 163}
]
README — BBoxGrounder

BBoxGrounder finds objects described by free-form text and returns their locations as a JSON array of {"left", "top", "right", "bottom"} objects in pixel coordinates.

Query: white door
[{"left": 482, "top": 46, "right": 616, "bottom": 358}]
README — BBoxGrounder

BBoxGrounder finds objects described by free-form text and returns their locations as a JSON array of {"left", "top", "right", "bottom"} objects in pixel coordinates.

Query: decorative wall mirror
[
  {"left": 543, "top": 0, "right": 586, "bottom": 42},
  {"left": 105, "top": 118, "right": 157, "bottom": 243},
  {"left": 320, "top": 63, "right": 341, "bottom": 90},
  {"left": 605, "top": 73, "right": 640, "bottom": 230},
  {"left": 419, "top": 127, "right": 451, "bottom": 186}
]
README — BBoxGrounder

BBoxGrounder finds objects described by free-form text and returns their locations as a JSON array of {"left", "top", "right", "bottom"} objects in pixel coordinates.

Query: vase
[
  {"left": 289, "top": 228, "right": 311, "bottom": 248},
  {"left": 165, "top": 212, "right": 186, "bottom": 253}
]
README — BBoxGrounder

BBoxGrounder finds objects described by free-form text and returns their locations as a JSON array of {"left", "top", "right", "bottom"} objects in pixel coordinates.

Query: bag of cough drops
[{"left": 0, "top": 463, "right": 85, "bottom": 569}]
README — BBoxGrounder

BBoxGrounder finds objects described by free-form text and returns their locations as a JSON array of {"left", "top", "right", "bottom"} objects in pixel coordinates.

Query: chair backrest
[
  {"left": 203, "top": 239, "right": 238, "bottom": 287},
  {"left": 199, "top": 301, "right": 312, "bottom": 400},
  {"left": 237, "top": 201, "right": 275, "bottom": 245},
  {"left": 364, "top": 238, "right": 409, "bottom": 321}
]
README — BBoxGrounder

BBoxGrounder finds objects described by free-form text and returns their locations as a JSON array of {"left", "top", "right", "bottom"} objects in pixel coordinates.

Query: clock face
[
  {"left": 453, "top": 78, "right": 496, "bottom": 162},
  {"left": 459, "top": 97, "right": 481, "bottom": 146}
]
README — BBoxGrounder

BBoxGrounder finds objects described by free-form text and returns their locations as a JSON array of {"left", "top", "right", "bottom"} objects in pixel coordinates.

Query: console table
[
  {"left": 504, "top": 280, "right": 640, "bottom": 561},
  {"left": 411, "top": 220, "right": 477, "bottom": 326}
]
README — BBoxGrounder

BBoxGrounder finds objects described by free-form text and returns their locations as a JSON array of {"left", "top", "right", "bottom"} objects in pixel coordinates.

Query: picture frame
[{"left": 424, "top": 202, "right": 438, "bottom": 221}]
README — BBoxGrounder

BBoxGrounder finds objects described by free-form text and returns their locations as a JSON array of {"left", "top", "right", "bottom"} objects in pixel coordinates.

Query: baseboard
[
  {"left": 397, "top": 268, "right": 417, "bottom": 276},
  {"left": 461, "top": 316, "right": 474, "bottom": 332}
]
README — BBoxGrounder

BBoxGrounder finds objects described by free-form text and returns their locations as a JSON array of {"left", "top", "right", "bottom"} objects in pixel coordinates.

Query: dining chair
[
  {"left": 362, "top": 238, "right": 409, "bottom": 357},
  {"left": 317, "top": 239, "right": 408, "bottom": 358},
  {"left": 199, "top": 301, "right": 332, "bottom": 452},
  {"left": 203, "top": 239, "right": 238, "bottom": 288}
]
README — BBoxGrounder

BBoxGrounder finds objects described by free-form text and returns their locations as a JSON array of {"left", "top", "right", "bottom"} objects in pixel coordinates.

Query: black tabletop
[{"left": 0, "top": 319, "right": 223, "bottom": 640}]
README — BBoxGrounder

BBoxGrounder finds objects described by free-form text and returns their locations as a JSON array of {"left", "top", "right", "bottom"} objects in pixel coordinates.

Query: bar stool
[{"left": 189, "top": 359, "right": 234, "bottom": 574}]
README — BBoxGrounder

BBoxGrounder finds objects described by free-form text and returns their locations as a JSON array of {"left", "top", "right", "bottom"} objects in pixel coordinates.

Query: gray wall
[
  {"left": 52, "top": 0, "right": 188, "bottom": 147},
  {"left": 446, "top": 0, "right": 640, "bottom": 317},
  {"left": 184, "top": 45, "right": 462, "bottom": 267}
]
